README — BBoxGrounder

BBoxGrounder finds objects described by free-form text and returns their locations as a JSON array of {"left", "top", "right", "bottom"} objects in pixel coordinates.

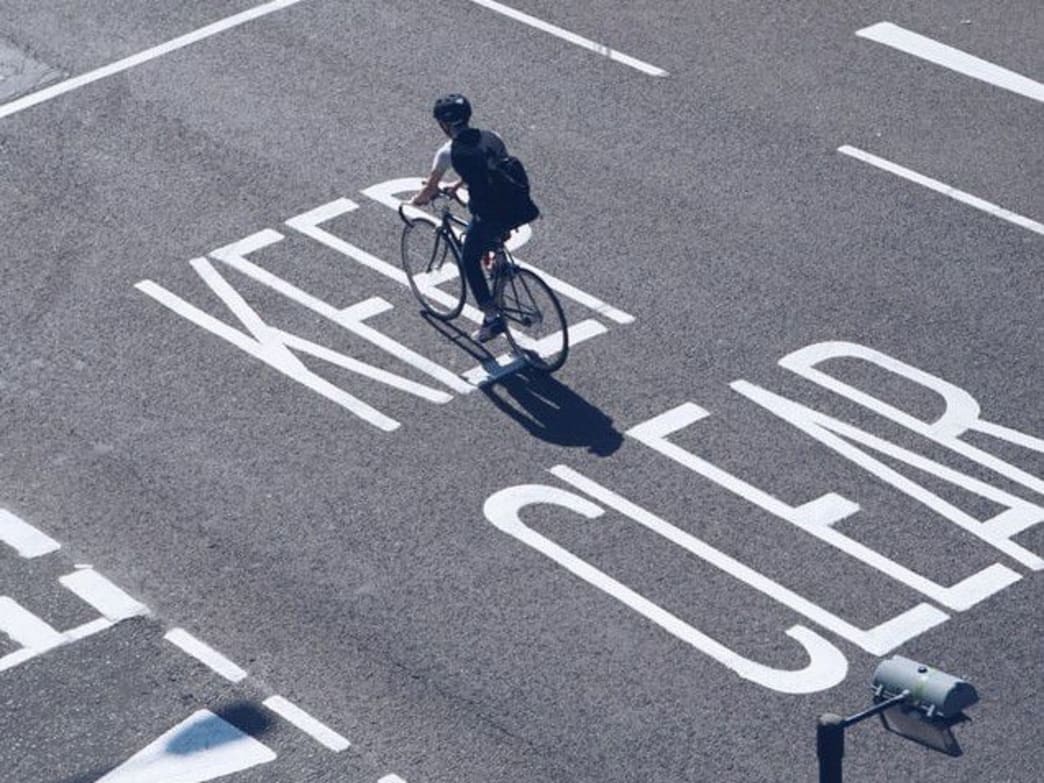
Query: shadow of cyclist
[{"left": 482, "top": 369, "right": 623, "bottom": 457}]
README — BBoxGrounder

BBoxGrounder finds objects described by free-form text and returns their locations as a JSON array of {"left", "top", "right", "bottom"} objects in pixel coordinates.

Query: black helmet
[{"left": 433, "top": 94, "right": 471, "bottom": 126}]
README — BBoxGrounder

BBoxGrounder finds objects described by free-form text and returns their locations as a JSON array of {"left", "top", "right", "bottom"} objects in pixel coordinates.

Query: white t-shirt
[{"left": 430, "top": 131, "right": 505, "bottom": 180}]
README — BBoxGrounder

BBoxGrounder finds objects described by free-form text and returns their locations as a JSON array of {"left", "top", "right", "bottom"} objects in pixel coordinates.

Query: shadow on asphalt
[
  {"left": 59, "top": 700, "right": 274, "bottom": 782},
  {"left": 419, "top": 310, "right": 493, "bottom": 362},
  {"left": 482, "top": 369, "right": 623, "bottom": 456},
  {"left": 418, "top": 311, "right": 622, "bottom": 456}
]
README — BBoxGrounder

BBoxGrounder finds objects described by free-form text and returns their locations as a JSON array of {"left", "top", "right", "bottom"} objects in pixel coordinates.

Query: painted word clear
[{"left": 484, "top": 342, "right": 1043, "bottom": 694}]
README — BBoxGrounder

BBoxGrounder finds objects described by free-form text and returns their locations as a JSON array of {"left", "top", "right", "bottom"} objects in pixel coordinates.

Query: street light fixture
[{"left": 816, "top": 656, "right": 979, "bottom": 782}]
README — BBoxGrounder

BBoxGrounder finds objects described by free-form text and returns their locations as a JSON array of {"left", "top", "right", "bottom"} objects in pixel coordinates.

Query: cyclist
[{"left": 410, "top": 93, "right": 514, "bottom": 342}]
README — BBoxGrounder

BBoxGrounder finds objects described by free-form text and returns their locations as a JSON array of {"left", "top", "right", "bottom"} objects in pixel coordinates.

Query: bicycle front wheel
[
  {"left": 401, "top": 219, "right": 465, "bottom": 320},
  {"left": 498, "top": 267, "right": 569, "bottom": 372}
]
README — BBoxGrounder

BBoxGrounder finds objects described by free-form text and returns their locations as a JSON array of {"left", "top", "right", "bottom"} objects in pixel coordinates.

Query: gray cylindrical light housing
[{"left": 873, "top": 656, "right": 979, "bottom": 717}]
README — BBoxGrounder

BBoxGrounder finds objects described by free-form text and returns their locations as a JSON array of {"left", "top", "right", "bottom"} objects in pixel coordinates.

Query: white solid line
[
  {"left": 0, "top": 509, "right": 60, "bottom": 558},
  {"left": 59, "top": 569, "right": 150, "bottom": 621},
  {"left": 262, "top": 696, "right": 351, "bottom": 752},
  {"left": 461, "top": 318, "right": 607, "bottom": 386},
  {"left": 838, "top": 145, "right": 1044, "bottom": 237},
  {"left": 0, "top": 0, "right": 310, "bottom": 120},
  {"left": 64, "top": 617, "right": 114, "bottom": 642},
  {"left": 857, "top": 21, "right": 1044, "bottom": 104},
  {"left": 378, "top": 777, "right": 408, "bottom": 783},
  {"left": 0, "top": 597, "right": 65, "bottom": 650},
  {"left": 164, "top": 628, "right": 248, "bottom": 683},
  {"left": 462, "top": 0, "right": 668, "bottom": 77}
]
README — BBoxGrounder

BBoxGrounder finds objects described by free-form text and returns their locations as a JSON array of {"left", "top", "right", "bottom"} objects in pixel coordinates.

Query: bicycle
[{"left": 398, "top": 188, "right": 568, "bottom": 373}]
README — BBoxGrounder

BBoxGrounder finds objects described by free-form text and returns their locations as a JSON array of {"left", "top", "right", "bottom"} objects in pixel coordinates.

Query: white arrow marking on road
[
  {"left": 857, "top": 22, "right": 1044, "bottom": 104},
  {"left": 94, "top": 709, "right": 276, "bottom": 783}
]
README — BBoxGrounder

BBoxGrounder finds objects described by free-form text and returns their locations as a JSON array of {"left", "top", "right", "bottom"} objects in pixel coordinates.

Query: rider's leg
[
  {"left": 460, "top": 215, "right": 497, "bottom": 314},
  {"left": 461, "top": 216, "right": 506, "bottom": 342}
]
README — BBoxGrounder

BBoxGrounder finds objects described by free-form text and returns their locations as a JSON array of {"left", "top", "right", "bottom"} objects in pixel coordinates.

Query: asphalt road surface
[{"left": 1, "top": 2, "right": 1041, "bottom": 781}]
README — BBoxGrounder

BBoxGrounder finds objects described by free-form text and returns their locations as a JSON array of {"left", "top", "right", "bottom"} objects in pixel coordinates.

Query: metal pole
[{"left": 817, "top": 713, "right": 845, "bottom": 783}]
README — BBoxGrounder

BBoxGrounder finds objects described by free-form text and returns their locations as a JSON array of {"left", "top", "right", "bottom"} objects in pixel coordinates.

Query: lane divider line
[
  {"left": 262, "top": 695, "right": 351, "bottom": 752},
  {"left": 0, "top": 508, "right": 61, "bottom": 557},
  {"left": 838, "top": 145, "right": 1044, "bottom": 237},
  {"left": 164, "top": 628, "right": 249, "bottom": 683},
  {"left": 0, "top": 0, "right": 312, "bottom": 120},
  {"left": 462, "top": 0, "right": 668, "bottom": 77},
  {"left": 856, "top": 21, "right": 1044, "bottom": 104}
]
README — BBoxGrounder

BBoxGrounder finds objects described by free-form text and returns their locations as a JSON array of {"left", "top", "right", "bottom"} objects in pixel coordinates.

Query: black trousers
[{"left": 461, "top": 213, "right": 505, "bottom": 312}]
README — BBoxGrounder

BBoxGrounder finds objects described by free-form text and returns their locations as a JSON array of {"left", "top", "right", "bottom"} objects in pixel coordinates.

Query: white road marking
[
  {"left": 462, "top": 0, "right": 668, "bottom": 77},
  {"left": 379, "top": 777, "right": 408, "bottom": 783},
  {"left": 779, "top": 342, "right": 1044, "bottom": 497},
  {"left": 627, "top": 402, "right": 1021, "bottom": 611},
  {"left": 137, "top": 259, "right": 402, "bottom": 432},
  {"left": 360, "top": 180, "right": 637, "bottom": 325},
  {"left": 164, "top": 628, "right": 248, "bottom": 683},
  {"left": 262, "top": 695, "right": 351, "bottom": 752},
  {"left": 64, "top": 617, "right": 115, "bottom": 642},
  {"left": 461, "top": 318, "right": 607, "bottom": 386},
  {"left": 0, "top": 509, "right": 60, "bottom": 557},
  {"left": 212, "top": 227, "right": 472, "bottom": 395},
  {"left": 94, "top": 709, "right": 276, "bottom": 783},
  {"left": 839, "top": 145, "right": 1044, "bottom": 237},
  {"left": 549, "top": 466, "right": 948, "bottom": 656},
  {"left": 483, "top": 481, "right": 849, "bottom": 693},
  {"left": 286, "top": 198, "right": 486, "bottom": 326},
  {"left": 59, "top": 569, "right": 149, "bottom": 621},
  {"left": 0, "top": 597, "right": 65, "bottom": 671},
  {"left": 857, "top": 21, "right": 1044, "bottom": 104},
  {"left": 0, "top": 0, "right": 311, "bottom": 120}
]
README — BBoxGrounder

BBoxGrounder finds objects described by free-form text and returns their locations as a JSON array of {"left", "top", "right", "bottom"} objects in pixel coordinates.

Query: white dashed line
[
  {"left": 0, "top": 0, "right": 312, "bottom": 120},
  {"left": 462, "top": 0, "right": 668, "bottom": 77},
  {"left": 59, "top": 569, "right": 150, "bottom": 622},
  {"left": 262, "top": 695, "right": 351, "bottom": 752},
  {"left": 857, "top": 22, "right": 1044, "bottom": 104},
  {"left": 164, "top": 628, "right": 249, "bottom": 683},
  {"left": 0, "top": 509, "right": 60, "bottom": 557},
  {"left": 838, "top": 145, "right": 1044, "bottom": 237}
]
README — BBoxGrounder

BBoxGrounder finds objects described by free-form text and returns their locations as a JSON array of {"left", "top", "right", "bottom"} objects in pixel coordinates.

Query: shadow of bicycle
[
  {"left": 416, "top": 312, "right": 622, "bottom": 456},
  {"left": 482, "top": 369, "right": 623, "bottom": 457}
]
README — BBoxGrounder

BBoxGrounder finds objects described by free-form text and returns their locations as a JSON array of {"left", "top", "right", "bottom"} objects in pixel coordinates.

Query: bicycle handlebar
[{"left": 397, "top": 186, "right": 467, "bottom": 225}]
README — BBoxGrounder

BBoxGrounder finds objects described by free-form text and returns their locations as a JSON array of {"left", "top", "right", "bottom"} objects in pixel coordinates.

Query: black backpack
[{"left": 486, "top": 152, "right": 540, "bottom": 230}]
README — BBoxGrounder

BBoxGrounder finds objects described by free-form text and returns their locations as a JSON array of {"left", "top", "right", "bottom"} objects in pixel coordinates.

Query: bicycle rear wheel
[
  {"left": 498, "top": 266, "right": 569, "bottom": 372},
  {"left": 401, "top": 219, "right": 465, "bottom": 320}
]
